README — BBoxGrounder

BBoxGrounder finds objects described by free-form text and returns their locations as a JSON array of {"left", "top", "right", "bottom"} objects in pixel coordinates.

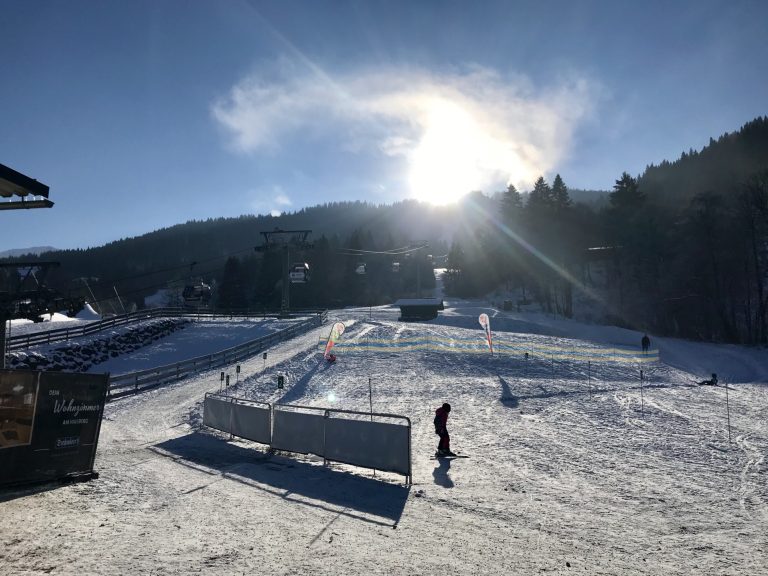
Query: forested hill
[
  {"left": 2, "top": 201, "right": 456, "bottom": 309},
  {"left": 3, "top": 117, "right": 767, "bottom": 344},
  {"left": 639, "top": 116, "right": 768, "bottom": 206},
  {"left": 444, "top": 117, "right": 768, "bottom": 345}
]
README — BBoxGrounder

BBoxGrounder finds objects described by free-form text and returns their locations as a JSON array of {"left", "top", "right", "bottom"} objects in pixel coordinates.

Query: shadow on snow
[
  {"left": 151, "top": 431, "right": 410, "bottom": 527},
  {"left": 432, "top": 457, "right": 454, "bottom": 488}
]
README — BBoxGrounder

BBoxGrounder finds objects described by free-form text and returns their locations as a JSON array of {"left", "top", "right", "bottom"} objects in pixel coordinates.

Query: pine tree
[
  {"left": 527, "top": 176, "right": 553, "bottom": 214},
  {"left": 501, "top": 184, "right": 523, "bottom": 222},
  {"left": 552, "top": 174, "right": 572, "bottom": 213},
  {"left": 609, "top": 172, "right": 644, "bottom": 212}
]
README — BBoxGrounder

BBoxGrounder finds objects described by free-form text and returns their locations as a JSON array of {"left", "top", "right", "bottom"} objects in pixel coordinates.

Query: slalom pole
[
  {"left": 368, "top": 377, "right": 373, "bottom": 420},
  {"left": 488, "top": 326, "right": 493, "bottom": 357},
  {"left": 640, "top": 369, "right": 644, "bottom": 419},
  {"left": 551, "top": 351, "right": 555, "bottom": 386},
  {"left": 725, "top": 377, "right": 732, "bottom": 444},
  {"left": 369, "top": 377, "right": 376, "bottom": 477},
  {"left": 524, "top": 351, "right": 529, "bottom": 381}
]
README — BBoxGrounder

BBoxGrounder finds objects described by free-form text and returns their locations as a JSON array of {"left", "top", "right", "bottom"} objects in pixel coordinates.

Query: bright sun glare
[
  {"left": 408, "top": 99, "right": 536, "bottom": 205},
  {"left": 409, "top": 101, "right": 483, "bottom": 205}
]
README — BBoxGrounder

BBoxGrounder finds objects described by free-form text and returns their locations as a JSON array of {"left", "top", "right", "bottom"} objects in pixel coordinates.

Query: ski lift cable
[
  {"left": 82, "top": 261, "right": 229, "bottom": 307},
  {"left": 337, "top": 243, "right": 429, "bottom": 256},
  {"left": 62, "top": 235, "right": 301, "bottom": 306},
  {"left": 58, "top": 246, "right": 256, "bottom": 306},
  {"left": 64, "top": 246, "right": 255, "bottom": 288},
  {"left": 344, "top": 243, "right": 428, "bottom": 255}
]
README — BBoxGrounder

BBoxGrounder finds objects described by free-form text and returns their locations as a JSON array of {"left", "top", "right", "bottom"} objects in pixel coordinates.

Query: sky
[{"left": 1, "top": 0, "right": 766, "bottom": 250}]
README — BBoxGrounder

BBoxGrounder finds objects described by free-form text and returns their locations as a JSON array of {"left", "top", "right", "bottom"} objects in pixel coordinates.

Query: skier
[
  {"left": 698, "top": 373, "right": 718, "bottom": 386},
  {"left": 641, "top": 333, "right": 650, "bottom": 353},
  {"left": 434, "top": 402, "right": 455, "bottom": 457}
]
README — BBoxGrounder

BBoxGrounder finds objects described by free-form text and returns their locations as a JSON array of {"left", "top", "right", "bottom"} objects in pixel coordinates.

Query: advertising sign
[
  {"left": 478, "top": 313, "right": 493, "bottom": 355},
  {"left": 0, "top": 370, "right": 109, "bottom": 488},
  {"left": 324, "top": 322, "right": 345, "bottom": 359}
]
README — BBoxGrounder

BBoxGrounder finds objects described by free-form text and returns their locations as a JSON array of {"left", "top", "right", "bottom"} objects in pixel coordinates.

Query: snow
[
  {"left": 75, "top": 302, "right": 100, "bottom": 320},
  {"left": 6, "top": 312, "right": 86, "bottom": 342},
  {"left": 10, "top": 302, "right": 101, "bottom": 333},
  {"left": 2, "top": 295, "right": 767, "bottom": 574},
  {"left": 144, "top": 289, "right": 172, "bottom": 308},
  {"left": 86, "top": 317, "right": 305, "bottom": 376},
  {"left": 8, "top": 312, "right": 79, "bottom": 330}
]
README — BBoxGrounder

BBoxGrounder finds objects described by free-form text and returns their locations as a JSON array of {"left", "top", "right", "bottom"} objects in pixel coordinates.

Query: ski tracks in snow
[{"left": 4, "top": 308, "right": 768, "bottom": 575}]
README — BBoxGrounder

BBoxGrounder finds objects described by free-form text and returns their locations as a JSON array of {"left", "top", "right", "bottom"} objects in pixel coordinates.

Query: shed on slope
[{"left": 393, "top": 298, "right": 444, "bottom": 321}]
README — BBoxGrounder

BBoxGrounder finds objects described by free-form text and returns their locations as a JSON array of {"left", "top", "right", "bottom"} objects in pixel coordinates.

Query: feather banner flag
[
  {"left": 478, "top": 313, "right": 493, "bottom": 355},
  {"left": 324, "top": 322, "right": 346, "bottom": 359}
]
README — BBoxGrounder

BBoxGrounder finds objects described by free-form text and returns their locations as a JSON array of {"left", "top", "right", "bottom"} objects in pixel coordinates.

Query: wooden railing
[{"left": 6, "top": 307, "right": 323, "bottom": 351}]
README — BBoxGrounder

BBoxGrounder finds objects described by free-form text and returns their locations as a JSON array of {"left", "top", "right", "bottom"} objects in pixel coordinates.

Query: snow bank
[{"left": 76, "top": 302, "right": 101, "bottom": 320}]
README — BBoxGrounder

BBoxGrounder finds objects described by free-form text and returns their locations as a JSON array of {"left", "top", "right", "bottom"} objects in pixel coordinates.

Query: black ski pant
[{"left": 436, "top": 429, "right": 450, "bottom": 451}]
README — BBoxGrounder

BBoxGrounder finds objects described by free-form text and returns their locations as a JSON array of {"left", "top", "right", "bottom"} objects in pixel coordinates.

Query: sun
[
  {"left": 406, "top": 99, "right": 538, "bottom": 205},
  {"left": 408, "top": 100, "right": 484, "bottom": 205}
]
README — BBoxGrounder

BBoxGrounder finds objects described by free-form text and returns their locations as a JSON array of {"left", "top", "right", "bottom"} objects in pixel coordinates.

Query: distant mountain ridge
[
  {"left": 0, "top": 246, "right": 58, "bottom": 258},
  {"left": 568, "top": 188, "right": 610, "bottom": 207}
]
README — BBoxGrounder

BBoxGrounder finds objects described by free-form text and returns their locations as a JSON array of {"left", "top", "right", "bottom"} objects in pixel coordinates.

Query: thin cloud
[
  {"left": 248, "top": 186, "right": 292, "bottom": 216},
  {"left": 212, "top": 63, "right": 597, "bottom": 192}
]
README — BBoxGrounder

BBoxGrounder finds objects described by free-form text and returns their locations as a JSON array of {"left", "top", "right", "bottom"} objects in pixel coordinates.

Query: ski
[{"left": 431, "top": 453, "right": 469, "bottom": 459}]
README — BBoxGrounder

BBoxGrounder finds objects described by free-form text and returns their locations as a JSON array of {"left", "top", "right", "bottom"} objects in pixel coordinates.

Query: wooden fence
[
  {"left": 6, "top": 307, "right": 323, "bottom": 351},
  {"left": 107, "top": 311, "right": 327, "bottom": 400}
]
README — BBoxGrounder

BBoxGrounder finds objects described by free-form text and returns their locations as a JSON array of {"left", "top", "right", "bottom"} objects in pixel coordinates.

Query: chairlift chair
[
  {"left": 289, "top": 262, "right": 310, "bottom": 284},
  {"left": 182, "top": 281, "right": 212, "bottom": 307}
]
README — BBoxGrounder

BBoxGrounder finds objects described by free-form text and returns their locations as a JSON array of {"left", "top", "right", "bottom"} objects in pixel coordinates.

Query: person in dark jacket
[
  {"left": 434, "top": 403, "right": 455, "bottom": 457},
  {"left": 641, "top": 333, "right": 651, "bottom": 353}
]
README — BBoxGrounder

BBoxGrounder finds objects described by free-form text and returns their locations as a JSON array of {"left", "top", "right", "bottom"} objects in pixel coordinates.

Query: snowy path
[{"left": 2, "top": 306, "right": 767, "bottom": 575}]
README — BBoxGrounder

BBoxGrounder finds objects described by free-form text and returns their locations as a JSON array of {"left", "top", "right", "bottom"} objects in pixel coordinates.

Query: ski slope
[{"left": 2, "top": 303, "right": 767, "bottom": 575}]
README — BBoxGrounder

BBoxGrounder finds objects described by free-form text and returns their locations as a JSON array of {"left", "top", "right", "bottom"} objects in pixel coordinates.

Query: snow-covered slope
[{"left": 2, "top": 302, "right": 766, "bottom": 575}]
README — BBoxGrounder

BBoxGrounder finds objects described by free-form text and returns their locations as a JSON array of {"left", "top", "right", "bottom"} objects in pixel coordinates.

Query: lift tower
[{"left": 255, "top": 229, "right": 313, "bottom": 316}]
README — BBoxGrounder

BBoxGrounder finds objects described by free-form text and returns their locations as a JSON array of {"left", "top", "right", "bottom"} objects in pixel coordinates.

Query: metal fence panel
[
  {"left": 271, "top": 409, "right": 325, "bottom": 455},
  {"left": 203, "top": 395, "right": 232, "bottom": 433},
  {"left": 324, "top": 418, "right": 410, "bottom": 475},
  {"left": 231, "top": 402, "right": 271, "bottom": 445}
]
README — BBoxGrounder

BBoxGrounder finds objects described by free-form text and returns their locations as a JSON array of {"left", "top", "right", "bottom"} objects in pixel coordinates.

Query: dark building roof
[
  {"left": 393, "top": 298, "right": 445, "bottom": 321},
  {"left": 0, "top": 163, "right": 49, "bottom": 198},
  {"left": 0, "top": 163, "right": 53, "bottom": 210}
]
